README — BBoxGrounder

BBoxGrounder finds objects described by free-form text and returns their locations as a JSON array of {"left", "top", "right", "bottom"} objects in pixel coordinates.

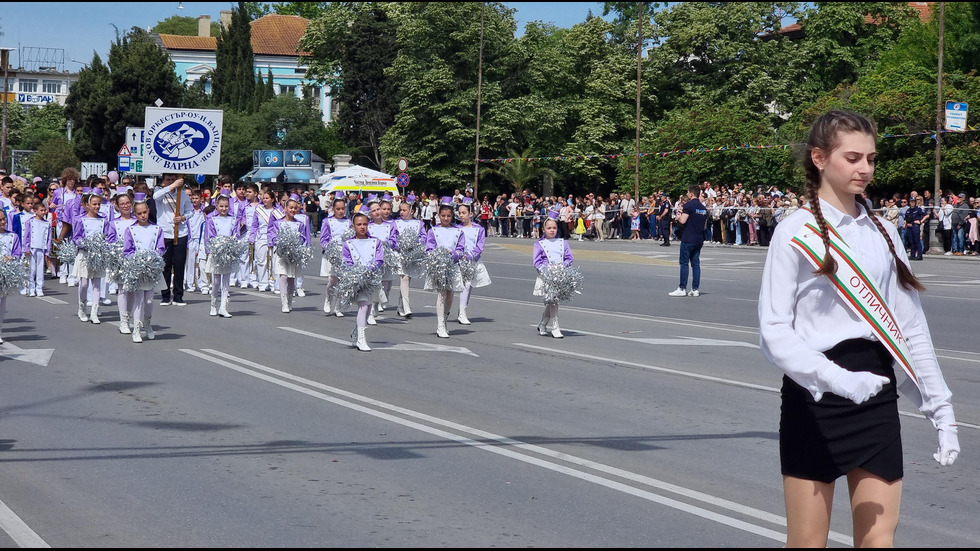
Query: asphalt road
[{"left": 0, "top": 237, "right": 976, "bottom": 547}]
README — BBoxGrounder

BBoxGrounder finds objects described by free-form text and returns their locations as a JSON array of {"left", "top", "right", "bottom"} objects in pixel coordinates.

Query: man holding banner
[{"left": 154, "top": 173, "right": 194, "bottom": 305}]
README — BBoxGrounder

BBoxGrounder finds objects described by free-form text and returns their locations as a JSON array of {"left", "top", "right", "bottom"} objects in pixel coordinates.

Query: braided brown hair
[{"left": 803, "top": 110, "right": 923, "bottom": 291}]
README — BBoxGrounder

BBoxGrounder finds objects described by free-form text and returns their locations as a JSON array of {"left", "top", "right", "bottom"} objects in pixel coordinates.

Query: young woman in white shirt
[{"left": 758, "top": 110, "right": 958, "bottom": 547}]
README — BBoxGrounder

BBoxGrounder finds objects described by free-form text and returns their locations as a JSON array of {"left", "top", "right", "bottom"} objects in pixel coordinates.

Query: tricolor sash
[{"left": 790, "top": 208, "right": 922, "bottom": 396}]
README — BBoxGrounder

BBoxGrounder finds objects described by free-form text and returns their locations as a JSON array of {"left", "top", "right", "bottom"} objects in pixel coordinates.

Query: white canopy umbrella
[{"left": 317, "top": 164, "right": 398, "bottom": 195}]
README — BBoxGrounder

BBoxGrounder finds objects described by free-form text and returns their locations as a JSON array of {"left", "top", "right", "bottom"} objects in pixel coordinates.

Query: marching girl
[
  {"left": 341, "top": 209, "right": 383, "bottom": 351},
  {"left": 367, "top": 195, "right": 399, "bottom": 323},
  {"left": 203, "top": 193, "right": 239, "bottom": 318},
  {"left": 289, "top": 193, "right": 311, "bottom": 298},
  {"left": 424, "top": 197, "right": 465, "bottom": 338},
  {"left": 184, "top": 189, "right": 208, "bottom": 295},
  {"left": 249, "top": 189, "right": 279, "bottom": 293},
  {"left": 23, "top": 200, "right": 52, "bottom": 297},
  {"left": 71, "top": 188, "right": 110, "bottom": 324},
  {"left": 758, "top": 110, "right": 959, "bottom": 547},
  {"left": 393, "top": 194, "right": 425, "bottom": 318},
  {"left": 455, "top": 198, "right": 491, "bottom": 325},
  {"left": 269, "top": 197, "right": 312, "bottom": 313},
  {"left": 122, "top": 194, "right": 166, "bottom": 343},
  {"left": 0, "top": 210, "right": 23, "bottom": 344},
  {"left": 106, "top": 190, "right": 137, "bottom": 334},
  {"left": 319, "top": 194, "right": 352, "bottom": 316},
  {"left": 532, "top": 211, "right": 573, "bottom": 338}
]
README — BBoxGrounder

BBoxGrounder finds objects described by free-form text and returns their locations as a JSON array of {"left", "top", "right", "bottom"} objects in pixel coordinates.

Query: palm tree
[{"left": 480, "top": 147, "right": 556, "bottom": 196}]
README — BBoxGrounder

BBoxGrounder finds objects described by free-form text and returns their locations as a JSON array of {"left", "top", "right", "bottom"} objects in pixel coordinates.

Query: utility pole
[
  {"left": 634, "top": 2, "right": 643, "bottom": 201},
  {"left": 0, "top": 48, "right": 11, "bottom": 174},
  {"left": 473, "top": 2, "right": 485, "bottom": 200},
  {"left": 934, "top": 2, "right": 944, "bottom": 200}
]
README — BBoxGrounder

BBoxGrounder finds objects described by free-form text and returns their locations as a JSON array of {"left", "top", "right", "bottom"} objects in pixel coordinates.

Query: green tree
[
  {"left": 153, "top": 15, "right": 220, "bottom": 36},
  {"left": 105, "top": 27, "right": 184, "bottom": 156},
  {"left": 19, "top": 103, "right": 68, "bottom": 151},
  {"left": 64, "top": 54, "right": 112, "bottom": 161},
  {"left": 302, "top": 2, "right": 400, "bottom": 170},
  {"left": 479, "top": 147, "right": 557, "bottom": 196},
  {"left": 212, "top": 1, "right": 256, "bottom": 112},
  {"left": 28, "top": 138, "right": 80, "bottom": 180}
]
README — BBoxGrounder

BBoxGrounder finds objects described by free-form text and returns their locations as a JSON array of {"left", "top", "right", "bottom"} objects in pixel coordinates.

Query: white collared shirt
[{"left": 758, "top": 199, "right": 953, "bottom": 423}]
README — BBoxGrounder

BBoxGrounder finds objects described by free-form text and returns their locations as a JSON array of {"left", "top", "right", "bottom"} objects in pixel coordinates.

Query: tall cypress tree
[{"left": 212, "top": 1, "right": 256, "bottom": 112}]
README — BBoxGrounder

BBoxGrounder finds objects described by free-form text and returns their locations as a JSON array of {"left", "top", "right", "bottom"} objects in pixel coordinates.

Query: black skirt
[{"left": 779, "top": 338, "right": 902, "bottom": 483}]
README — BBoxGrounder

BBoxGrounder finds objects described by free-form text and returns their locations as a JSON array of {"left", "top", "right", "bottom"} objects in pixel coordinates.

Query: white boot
[
  {"left": 436, "top": 312, "right": 449, "bottom": 338},
  {"left": 218, "top": 297, "right": 232, "bottom": 318},
  {"left": 77, "top": 303, "right": 89, "bottom": 322},
  {"left": 355, "top": 327, "right": 371, "bottom": 352},
  {"left": 457, "top": 304, "right": 471, "bottom": 325},
  {"left": 333, "top": 296, "right": 344, "bottom": 317},
  {"left": 281, "top": 292, "right": 291, "bottom": 313},
  {"left": 89, "top": 304, "right": 101, "bottom": 324},
  {"left": 548, "top": 313, "right": 564, "bottom": 338},
  {"left": 537, "top": 314, "right": 550, "bottom": 336},
  {"left": 323, "top": 293, "right": 332, "bottom": 315},
  {"left": 144, "top": 318, "right": 155, "bottom": 340},
  {"left": 367, "top": 303, "right": 377, "bottom": 325},
  {"left": 132, "top": 321, "right": 143, "bottom": 343},
  {"left": 378, "top": 288, "right": 388, "bottom": 311},
  {"left": 209, "top": 296, "right": 218, "bottom": 316},
  {"left": 398, "top": 295, "right": 413, "bottom": 318},
  {"left": 119, "top": 313, "right": 132, "bottom": 334}
]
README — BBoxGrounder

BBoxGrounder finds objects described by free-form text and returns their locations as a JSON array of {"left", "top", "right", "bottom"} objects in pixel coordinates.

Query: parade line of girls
[{"left": 0, "top": 189, "right": 593, "bottom": 353}]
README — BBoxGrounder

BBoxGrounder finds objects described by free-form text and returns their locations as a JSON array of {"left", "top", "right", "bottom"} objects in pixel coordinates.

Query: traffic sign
[
  {"left": 118, "top": 144, "right": 131, "bottom": 157},
  {"left": 396, "top": 173, "right": 410, "bottom": 187},
  {"left": 945, "top": 102, "right": 968, "bottom": 132},
  {"left": 397, "top": 157, "right": 408, "bottom": 172},
  {"left": 118, "top": 156, "right": 131, "bottom": 171}
]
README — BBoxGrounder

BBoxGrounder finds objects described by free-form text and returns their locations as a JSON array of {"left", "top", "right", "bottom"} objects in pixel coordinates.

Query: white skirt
[
  {"left": 205, "top": 255, "right": 237, "bottom": 276},
  {"left": 532, "top": 275, "right": 545, "bottom": 297},
  {"left": 72, "top": 252, "right": 105, "bottom": 279},
  {"left": 463, "top": 260, "right": 492, "bottom": 288},
  {"left": 273, "top": 253, "right": 302, "bottom": 278},
  {"left": 423, "top": 266, "right": 464, "bottom": 292},
  {"left": 319, "top": 253, "right": 333, "bottom": 277},
  {"left": 135, "top": 274, "right": 168, "bottom": 292}
]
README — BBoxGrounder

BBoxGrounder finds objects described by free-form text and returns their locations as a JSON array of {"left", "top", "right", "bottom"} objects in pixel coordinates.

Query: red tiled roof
[{"left": 158, "top": 14, "right": 309, "bottom": 56}]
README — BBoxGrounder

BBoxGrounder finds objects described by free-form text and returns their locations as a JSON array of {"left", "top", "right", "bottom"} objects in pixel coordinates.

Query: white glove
[
  {"left": 829, "top": 370, "right": 891, "bottom": 404},
  {"left": 934, "top": 423, "right": 959, "bottom": 466}
]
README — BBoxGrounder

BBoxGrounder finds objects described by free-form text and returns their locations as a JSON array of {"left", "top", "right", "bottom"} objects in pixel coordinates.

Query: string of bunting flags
[{"left": 478, "top": 125, "right": 980, "bottom": 163}]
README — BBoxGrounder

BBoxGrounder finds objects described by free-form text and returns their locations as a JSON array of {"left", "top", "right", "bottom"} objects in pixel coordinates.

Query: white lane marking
[
  {"left": 279, "top": 327, "right": 478, "bottom": 356},
  {"left": 0, "top": 498, "right": 49, "bottom": 547},
  {"left": 0, "top": 343, "right": 55, "bottom": 367},
  {"left": 512, "top": 343, "right": 979, "bottom": 431},
  {"left": 36, "top": 296, "right": 68, "bottom": 305},
  {"left": 560, "top": 328, "right": 758, "bottom": 349},
  {"left": 180, "top": 348, "right": 807, "bottom": 545}
]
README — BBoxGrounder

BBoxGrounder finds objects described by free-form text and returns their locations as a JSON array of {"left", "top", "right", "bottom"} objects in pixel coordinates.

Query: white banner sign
[{"left": 142, "top": 107, "right": 223, "bottom": 175}]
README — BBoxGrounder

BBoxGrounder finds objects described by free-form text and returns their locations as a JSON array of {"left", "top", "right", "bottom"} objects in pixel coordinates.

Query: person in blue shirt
[
  {"left": 904, "top": 197, "right": 925, "bottom": 261},
  {"left": 668, "top": 184, "right": 709, "bottom": 297}
]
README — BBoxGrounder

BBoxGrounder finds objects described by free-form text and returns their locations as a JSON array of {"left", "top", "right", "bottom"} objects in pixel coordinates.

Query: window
[
  {"left": 19, "top": 79, "right": 38, "bottom": 93},
  {"left": 279, "top": 85, "right": 296, "bottom": 96},
  {"left": 42, "top": 80, "right": 62, "bottom": 94}
]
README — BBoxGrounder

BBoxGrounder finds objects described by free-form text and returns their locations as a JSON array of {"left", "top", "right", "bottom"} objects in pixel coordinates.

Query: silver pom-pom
[
  {"left": 207, "top": 236, "right": 249, "bottom": 273},
  {"left": 540, "top": 263, "right": 584, "bottom": 305},
  {"left": 275, "top": 227, "right": 313, "bottom": 269},
  {"left": 424, "top": 247, "right": 460, "bottom": 291},
  {"left": 334, "top": 262, "right": 382, "bottom": 308},
  {"left": 120, "top": 249, "right": 165, "bottom": 291},
  {"left": 0, "top": 258, "right": 28, "bottom": 296},
  {"left": 397, "top": 228, "right": 426, "bottom": 273},
  {"left": 382, "top": 240, "right": 402, "bottom": 276},
  {"left": 55, "top": 239, "right": 78, "bottom": 265},
  {"left": 325, "top": 227, "right": 355, "bottom": 270},
  {"left": 106, "top": 241, "right": 125, "bottom": 283},
  {"left": 458, "top": 255, "right": 476, "bottom": 283},
  {"left": 78, "top": 233, "right": 112, "bottom": 275}
]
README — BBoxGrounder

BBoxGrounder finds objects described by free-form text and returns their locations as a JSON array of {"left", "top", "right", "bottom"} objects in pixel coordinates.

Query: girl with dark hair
[
  {"left": 758, "top": 110, "right": 959, "bottom": 547},
  {"left": 424, "top": 198, "right": 465, "bottom": 338}
]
